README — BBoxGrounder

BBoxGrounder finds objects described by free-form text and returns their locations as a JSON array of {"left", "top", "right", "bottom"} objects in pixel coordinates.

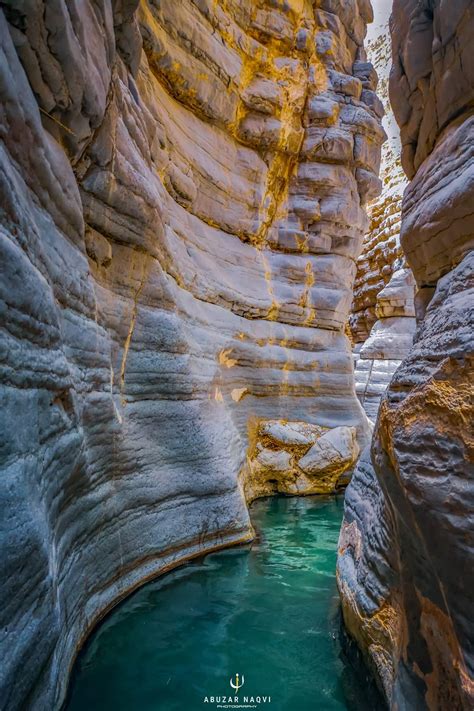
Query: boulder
[
  {"left": 259, "top": 420, "right": 327, "bottom": 448},
  {"left": 298, "top": 426, "right": 359, "bottom": 476}
]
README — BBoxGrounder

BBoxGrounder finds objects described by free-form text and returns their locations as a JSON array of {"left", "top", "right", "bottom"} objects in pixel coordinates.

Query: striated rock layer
[
  {"left": 350, "top": 1, "right": 407, "bottom": 346},
  {"left": 0, "top": 1, "right": 382, "bottom": 708},
  {"left": 350, "top": 2, "right": 416, "bottom": 421},
  {"left": 338, "top": 1, "right": 474, "bottom": 708},
  {"left": 350, "top": 2, "right": 415, "bottom": 421},
  {"left": 355, "top": 266, "right": 416, "bottom": 420}
]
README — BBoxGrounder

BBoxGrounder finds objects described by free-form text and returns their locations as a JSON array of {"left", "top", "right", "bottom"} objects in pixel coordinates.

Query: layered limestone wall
[
  {"left": 338, "top": 1, "right": 474, "bottom": 708},
  {"left": 0, "top": 1, "right": 382, "bottom": 708},
  {"left": 351, "top": 1, "right": 407, "bottom": 345},
  {"left": 355, "top": 266, "right": 416, "bottom": 420},
  {"left": 350, "top": 3, "right": 415, "bottom": 420}
]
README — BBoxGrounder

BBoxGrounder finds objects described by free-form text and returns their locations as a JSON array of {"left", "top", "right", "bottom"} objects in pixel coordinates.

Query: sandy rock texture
[
  {"left": 338, "top": 2, "right": 474, "bottom": 708},
  {"left": 0, "top": 1, "right": 382, "bottom": 708}
]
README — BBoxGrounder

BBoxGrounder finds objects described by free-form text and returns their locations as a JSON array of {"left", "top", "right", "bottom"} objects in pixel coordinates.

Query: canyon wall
[
  {"left": 0, "top": 1, "right": 382, "bottom": 708},
  {"left": 338, "top": 1, "right": 474, "bottom": 708},
  {"left": 351, "top": 0, "right": 407, "bottom": 347},
  {"left": 351, "top": 2, "right": 415, "bottom": 421}
]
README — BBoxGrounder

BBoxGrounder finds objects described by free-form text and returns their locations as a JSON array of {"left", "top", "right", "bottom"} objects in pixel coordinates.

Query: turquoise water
[{"left": 66, "top": 496, "right": 382, "bottom": 711}]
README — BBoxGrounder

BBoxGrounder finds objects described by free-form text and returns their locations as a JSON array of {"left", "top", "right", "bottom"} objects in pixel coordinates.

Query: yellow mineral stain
[
  {"left": 417, "top": 593, "right": 474, "bottom": 709},
  {"left": 299, "top": 260, "right": 316, "bottom": 309},
  {"left": 231, "top": 387, "right": 248, "bottom": 402},
  {"left": 218, "top": 348, "right": 238, "bottom": 368},
  {"left": 260, "top": 250, "right": 282, "bottom": 322},
  {"left": 303, "top": 307, "right": 317, "bottom": 326},
  {"left": 120, "top": 256, "right": 149, "bottom": 405},
  {"left": 267, "top": 301, "right": 280, "bottom": 321}
]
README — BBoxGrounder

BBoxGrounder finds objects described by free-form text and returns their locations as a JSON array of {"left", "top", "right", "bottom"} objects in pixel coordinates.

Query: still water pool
[{"left": 66, "top": 496, "right": 382, "bottom": 711}]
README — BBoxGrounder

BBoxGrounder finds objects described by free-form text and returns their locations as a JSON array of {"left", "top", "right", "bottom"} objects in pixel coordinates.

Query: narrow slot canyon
[{"left": 0, "top": 1, "right": 472, "bottom": 710}]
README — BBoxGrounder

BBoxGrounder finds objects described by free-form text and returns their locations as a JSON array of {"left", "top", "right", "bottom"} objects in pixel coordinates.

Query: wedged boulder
[
  {"left": 259, "top": 420, "right": 327, "bottom": 448},
  {"left": 297, "top": 426, "right": 359, "bottom": 476},
  {"left": 244, "top": 421, "right": 361, "bottom": 501},
  {"left": 254, "top": 446, "right": 292, "bottom": 473},
  {"left": 244, "top": 444, "right": 297, "bottom": 502}
]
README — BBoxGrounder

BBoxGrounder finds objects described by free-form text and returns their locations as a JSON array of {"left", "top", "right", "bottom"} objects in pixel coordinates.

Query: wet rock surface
[
  {"left": 0, "top": 1, "right": 381, "bottom": 708},
  {"left": 338, "top": 2, "right": 474, "bottom": 708}
]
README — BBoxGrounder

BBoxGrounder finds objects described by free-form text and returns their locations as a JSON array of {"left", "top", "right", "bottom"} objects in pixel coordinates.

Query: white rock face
[
  {"left": 376, "top": 268, "right": 416, "bottom": 318},
  {"left": 298, "top": 426, "right": 359, "bottom": 475},
  {"left": 350, "top": 4, "right": 416, "bottom": 422},
  {"left": 356, "top": 268, "right": 416, "bottom": 419},
  {"left": 350, "top": 3, "right": 409, "bottom": 345},
  {"left": 259, "top": 420, "right": 327, "bottom": 448},
  {"left": 360, "top": 316, "right": 417, "bottom": 360},
  {"left": 354, "top": 355, "right": 403, "bottom": 422}
]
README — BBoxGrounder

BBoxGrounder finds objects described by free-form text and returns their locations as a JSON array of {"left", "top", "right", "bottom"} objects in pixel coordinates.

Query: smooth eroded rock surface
[
  {"left": 355, "top": 267, "right": 416, "bottom": 421},
  {"left": 350, "top": 4, "right": 414, "bottom": 422}
]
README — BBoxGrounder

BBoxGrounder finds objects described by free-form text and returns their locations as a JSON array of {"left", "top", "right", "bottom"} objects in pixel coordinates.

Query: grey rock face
[
  {"left": 0, "top": 1, "right": 381, "bottom": 708},
  {"left": 390, "top": 0, "right": 474, "bottom": 285},
  {"left": 340, "top": 252, "right": 474, "bottom": 708},
  {"left": 339, "top": 2, "right": 474, "bottom": 708}
]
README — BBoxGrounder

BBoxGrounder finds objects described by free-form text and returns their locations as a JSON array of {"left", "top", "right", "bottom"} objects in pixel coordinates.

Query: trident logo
[{"left": 230, "top": 673, "right": 245, "bottom": 692}]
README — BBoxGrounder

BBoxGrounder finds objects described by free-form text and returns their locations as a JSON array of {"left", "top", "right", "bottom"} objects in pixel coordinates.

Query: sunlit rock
[
  {"left": 298, "top": 426, "right": 359, "bottom": 478},
  {"left": 258, "top": 420, "right": 327, "bottom": 448}
]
